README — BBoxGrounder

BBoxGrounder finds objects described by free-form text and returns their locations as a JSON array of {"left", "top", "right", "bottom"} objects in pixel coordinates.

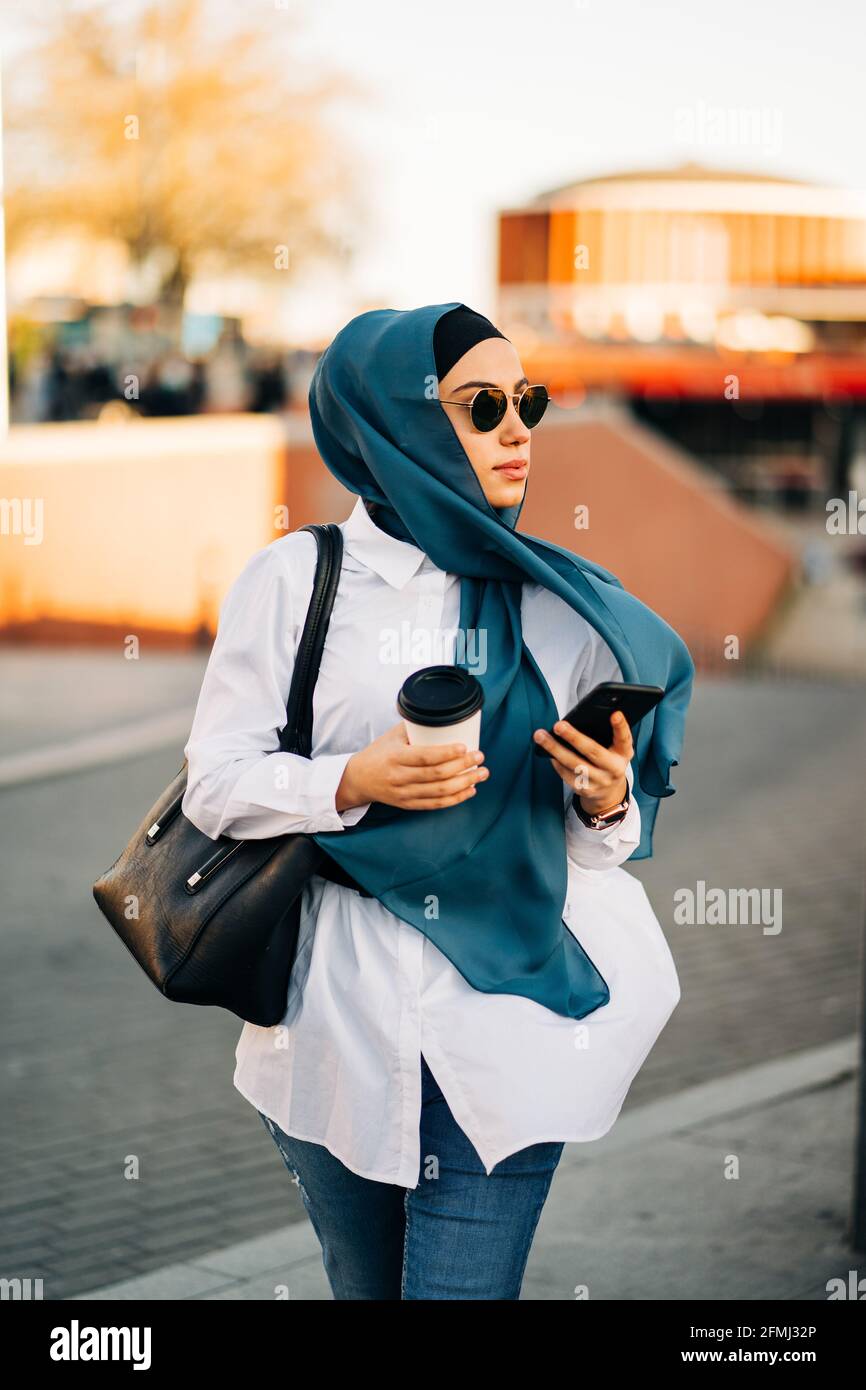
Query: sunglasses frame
[{"left": 438, "top": 383, "right": 550, "bottom": 433}]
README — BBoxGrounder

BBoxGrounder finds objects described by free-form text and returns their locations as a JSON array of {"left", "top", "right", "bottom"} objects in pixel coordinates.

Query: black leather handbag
[{"left": 92, "top": 522, "right": 363, "bottom": 1027}]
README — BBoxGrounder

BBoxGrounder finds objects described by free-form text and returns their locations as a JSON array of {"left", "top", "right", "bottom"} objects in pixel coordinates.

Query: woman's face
[{"left": 437, "top": 337, "right": 531, "bottom": 509}]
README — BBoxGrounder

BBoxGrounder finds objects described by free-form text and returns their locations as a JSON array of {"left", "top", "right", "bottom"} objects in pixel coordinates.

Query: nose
[{"left": 500, "top": 397, "right": 530, "bottom": 445}]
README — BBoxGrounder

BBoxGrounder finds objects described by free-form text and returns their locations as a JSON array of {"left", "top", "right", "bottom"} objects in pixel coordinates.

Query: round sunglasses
[{"left": 439, "top": 383, "right": 550, "bottom": 432}]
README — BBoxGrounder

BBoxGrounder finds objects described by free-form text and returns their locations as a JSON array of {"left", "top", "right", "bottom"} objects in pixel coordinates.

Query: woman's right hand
[{"left": 335, "top": 721, "right": 489, "bottom": 812}]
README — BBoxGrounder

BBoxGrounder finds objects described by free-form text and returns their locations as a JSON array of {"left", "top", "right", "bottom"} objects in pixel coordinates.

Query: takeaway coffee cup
[{"left": 396, "top": 665, "right": 484, "bottom": 750}]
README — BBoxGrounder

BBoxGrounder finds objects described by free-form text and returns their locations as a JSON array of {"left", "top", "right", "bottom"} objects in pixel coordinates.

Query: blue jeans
[{"left": 259, "top": 1053, "right": 564, "bottom": 1300}]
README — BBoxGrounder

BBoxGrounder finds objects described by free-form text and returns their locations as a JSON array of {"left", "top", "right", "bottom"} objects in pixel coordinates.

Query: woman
[{"left": 182, "top": 302, "right": 694, "bottom": 1300}]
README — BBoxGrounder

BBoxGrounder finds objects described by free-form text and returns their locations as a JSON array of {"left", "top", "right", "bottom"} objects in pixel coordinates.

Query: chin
[{"left": 487, "top": 479, "right": 527, "bottom": 509}]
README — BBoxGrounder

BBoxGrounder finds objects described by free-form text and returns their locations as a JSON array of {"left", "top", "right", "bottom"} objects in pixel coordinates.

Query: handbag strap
[{"left": 279, "top": 522, "right": 344, "bottom": 758}]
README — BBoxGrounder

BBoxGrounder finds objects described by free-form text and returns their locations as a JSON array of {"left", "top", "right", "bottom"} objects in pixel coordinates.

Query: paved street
[
  {"left": 72, "top": 1039, "right": 861, "bottom": 1302},
  {"left": 0, "top": 652, "right": 864, "bottom": 1299}
]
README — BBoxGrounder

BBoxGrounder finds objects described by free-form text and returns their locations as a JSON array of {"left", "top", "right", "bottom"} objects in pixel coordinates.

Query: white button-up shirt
[{"left": 182, "top": 496, "right": 681, "bottom": 1186}]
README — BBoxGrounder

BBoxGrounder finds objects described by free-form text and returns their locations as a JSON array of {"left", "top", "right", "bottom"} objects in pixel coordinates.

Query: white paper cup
[
  {"left": 396, "top": 666, "right": 484, "bottom": 752},
  {"left": 402, "top": 707, "right": 482, "bottom": 750}
]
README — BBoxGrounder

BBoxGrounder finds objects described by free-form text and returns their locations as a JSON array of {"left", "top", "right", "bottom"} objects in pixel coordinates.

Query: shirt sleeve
[
  {"left": 181, "top": 542, "right": 372, "bottom": 840},
  {"left": 565, "top": 760, "right": 641, "bottom": 870},
  {"left": 562, "top": 624, "right": 641, "bottom": 870}
]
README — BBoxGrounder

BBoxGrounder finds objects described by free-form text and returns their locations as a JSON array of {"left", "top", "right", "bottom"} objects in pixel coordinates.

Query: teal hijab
[{"left": 308, "top": 301, "right": 694, "bottom": 1020}]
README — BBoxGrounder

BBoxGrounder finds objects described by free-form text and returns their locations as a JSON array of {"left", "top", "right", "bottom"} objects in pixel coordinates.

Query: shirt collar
[{"left": 340, "top": 495, "right": 430, "bottom": 590}]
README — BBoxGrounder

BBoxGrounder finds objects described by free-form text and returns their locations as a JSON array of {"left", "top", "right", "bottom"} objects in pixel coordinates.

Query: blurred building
[{"left": 498, "top": 163, "right": 866, "bottom": 507}]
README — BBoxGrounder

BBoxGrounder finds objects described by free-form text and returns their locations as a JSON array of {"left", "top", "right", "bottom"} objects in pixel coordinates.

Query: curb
[{"left": 0, "top": 709, "right": 192, "bottom": 789}]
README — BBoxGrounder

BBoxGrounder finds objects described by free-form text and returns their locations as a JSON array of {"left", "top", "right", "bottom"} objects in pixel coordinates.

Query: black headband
[{"left": 433, "top": 306, "right": 509, "bottom": 381}]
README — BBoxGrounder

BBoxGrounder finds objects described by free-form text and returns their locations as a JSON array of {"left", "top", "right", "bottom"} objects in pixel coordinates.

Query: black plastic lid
[{"left": 397, "top": 665, "right": 484, "bottom": 727}]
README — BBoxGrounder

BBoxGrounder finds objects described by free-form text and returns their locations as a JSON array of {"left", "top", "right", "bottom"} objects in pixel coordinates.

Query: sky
[
  {"left": 3, "top": 0, "right": 865, "bottom": 341},
  {"left": 283, "top": 0, "right": 866, "bottom": 336}
]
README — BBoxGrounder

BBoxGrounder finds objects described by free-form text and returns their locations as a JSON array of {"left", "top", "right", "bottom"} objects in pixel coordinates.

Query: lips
[{"left": 494, "top": 460, "right": 528, "bottom": 477}]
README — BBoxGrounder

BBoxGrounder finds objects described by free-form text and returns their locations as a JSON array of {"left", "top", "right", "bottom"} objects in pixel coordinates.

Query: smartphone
[{"left": 532, "top": 681, "right": 665, "bottom": 757}]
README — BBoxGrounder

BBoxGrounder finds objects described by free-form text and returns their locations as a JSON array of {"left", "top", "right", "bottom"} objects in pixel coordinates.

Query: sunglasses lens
[
  {"left": 519, "top": 386, "right": 549, "bottom": 428},
  {"left": 471, "top": 389, "right": 506, "bottom": 432}
]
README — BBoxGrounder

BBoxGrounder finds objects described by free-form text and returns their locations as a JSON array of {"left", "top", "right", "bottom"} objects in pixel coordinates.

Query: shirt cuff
[
  {"left": 313, "top": 751, "right": 373, "bottom": 832},
  {"left": 564, "top": 766, "right": 640, "bottom": 869},
  {"left": 214, "top": 749, "right": 372, "bottom": 838}
]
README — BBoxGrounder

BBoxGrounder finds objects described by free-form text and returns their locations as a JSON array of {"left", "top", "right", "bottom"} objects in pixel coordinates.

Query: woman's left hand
[{"left": 533, "top": 711, "right": 633, "bottom": 814}]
